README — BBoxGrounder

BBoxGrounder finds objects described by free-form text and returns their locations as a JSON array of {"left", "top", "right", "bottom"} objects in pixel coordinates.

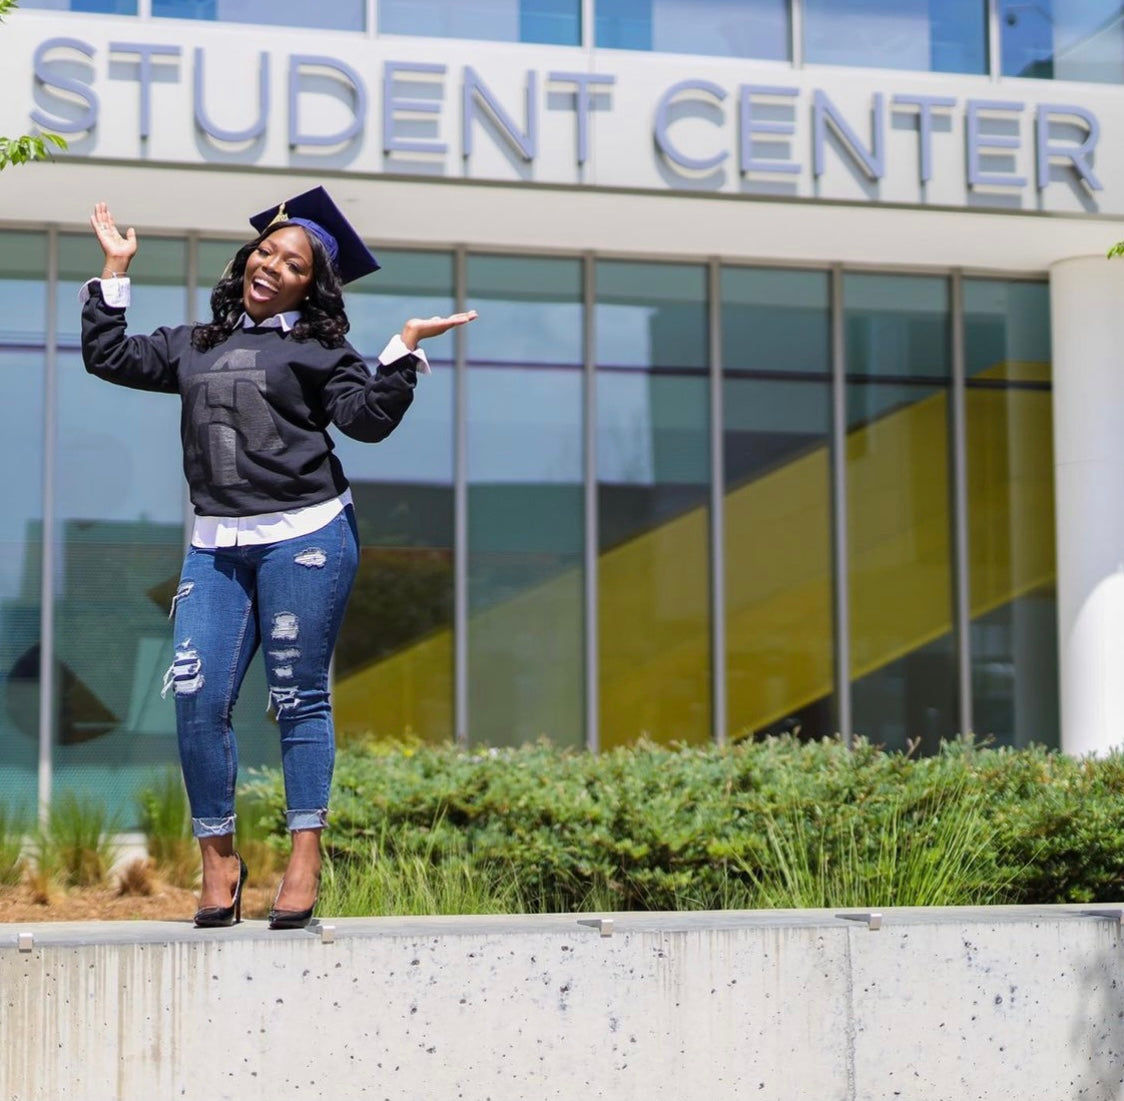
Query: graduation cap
[{"left": 249, "top": 186, "right": 380, "bottom": 285}]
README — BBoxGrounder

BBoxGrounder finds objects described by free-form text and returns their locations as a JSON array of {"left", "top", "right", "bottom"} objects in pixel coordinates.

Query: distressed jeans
[{"left": 163, "top": 507, "right": 359, "bottom": 838}]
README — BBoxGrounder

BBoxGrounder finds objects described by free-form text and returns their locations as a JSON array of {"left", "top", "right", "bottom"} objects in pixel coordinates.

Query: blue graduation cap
[{"left": 249, "top": 186, "right": 380, "bottom": 285}]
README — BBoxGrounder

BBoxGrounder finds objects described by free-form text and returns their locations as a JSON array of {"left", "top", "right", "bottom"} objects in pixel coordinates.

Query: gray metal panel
[
  {"left": 950, "top": 269, "right": 974, "bottom": 738},
  {"left": 830, "top": 263, "right": 851, "bottom": 746}
]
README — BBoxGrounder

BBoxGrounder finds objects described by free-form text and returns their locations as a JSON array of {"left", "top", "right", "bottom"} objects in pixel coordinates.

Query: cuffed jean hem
[
  {"left": 286, "top": 808, "right": 328, "bottom": 832},
  {"left": 192, "top": 815, "right": 236, "bottom": 839}
]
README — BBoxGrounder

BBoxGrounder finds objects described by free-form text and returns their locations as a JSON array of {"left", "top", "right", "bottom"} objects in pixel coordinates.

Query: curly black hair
[{"left": 191, "top": 224, "right": 351, "bottom": 351}]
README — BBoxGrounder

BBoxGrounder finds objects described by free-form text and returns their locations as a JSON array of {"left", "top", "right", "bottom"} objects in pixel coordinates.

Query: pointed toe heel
[
  {"left": 194, "top": 853, "right": 248, "bottom": 928},
  {"left": 267, "top": 875, "right": 319, "bottom": 930},
  {"left": 267, "top": 903, "right": 316, "bottom": 930}
]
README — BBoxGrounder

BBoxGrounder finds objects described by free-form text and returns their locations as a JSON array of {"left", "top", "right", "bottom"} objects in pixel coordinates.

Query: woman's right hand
[{"left": 90, "top": 201, "right": 137, "bottom": 278}]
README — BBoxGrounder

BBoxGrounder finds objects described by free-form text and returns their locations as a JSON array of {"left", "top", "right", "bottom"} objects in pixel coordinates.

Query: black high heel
[
  {"left": 268, "top": 876, "right": 319, "bottom": 930},
  {"left": 194, "top": 853, "right": 248, "bottom": 928}
]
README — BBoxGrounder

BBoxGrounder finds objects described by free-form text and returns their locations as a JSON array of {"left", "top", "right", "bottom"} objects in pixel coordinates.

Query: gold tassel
[{"left": 267, "top": 202, "right": 289, "bottom": 226}]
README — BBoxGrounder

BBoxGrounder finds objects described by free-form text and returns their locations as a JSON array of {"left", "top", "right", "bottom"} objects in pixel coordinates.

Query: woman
[{"left": 81, "top": 188, "right": 476, "bottom": 929}]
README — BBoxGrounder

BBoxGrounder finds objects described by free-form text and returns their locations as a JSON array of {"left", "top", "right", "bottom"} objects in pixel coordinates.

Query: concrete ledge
[{"left": 2, "top": 905, "right": 1122, "bottom": 1101}]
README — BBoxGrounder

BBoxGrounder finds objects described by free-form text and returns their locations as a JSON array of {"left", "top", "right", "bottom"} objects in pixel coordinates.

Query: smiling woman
[
  {"left": 243, "top": 227, "right": 314, "bottom": 320},
  {"left": 78, "top": 186, "right": 477, "bottom": 930}
]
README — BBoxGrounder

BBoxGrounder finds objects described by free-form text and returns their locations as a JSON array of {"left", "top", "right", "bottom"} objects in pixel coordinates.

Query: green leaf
[{"left": 0, "top": 132, "right": 69, "bottom": 171}]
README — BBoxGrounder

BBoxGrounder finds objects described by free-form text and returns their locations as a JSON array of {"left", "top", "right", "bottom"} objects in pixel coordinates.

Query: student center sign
[{"left": 21, "top": 31, "right": 1114, "bottom": 212}]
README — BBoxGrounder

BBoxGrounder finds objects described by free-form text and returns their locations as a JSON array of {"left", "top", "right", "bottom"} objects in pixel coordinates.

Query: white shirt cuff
[
  {"left": 79, "top": 276, "right": 131, "bottom": 309},
  {"left": 378, "top": 333, "right": 430, "bottom": 375}
]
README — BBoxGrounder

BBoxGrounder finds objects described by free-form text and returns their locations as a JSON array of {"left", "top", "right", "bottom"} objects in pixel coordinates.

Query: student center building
[{"left": 2, "top": 0, "right": 1124, "bottom": 824}]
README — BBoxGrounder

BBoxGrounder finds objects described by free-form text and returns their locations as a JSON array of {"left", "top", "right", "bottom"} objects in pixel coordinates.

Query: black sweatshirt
[{"left": 81, "top": 283, "right": 417, "bottom": 516}]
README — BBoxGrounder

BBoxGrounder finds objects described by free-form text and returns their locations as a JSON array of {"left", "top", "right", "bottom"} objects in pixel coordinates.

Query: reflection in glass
[
  {"left": 1001, "top": 0, "right": 1124, "bottom": 82},
  {"left": 0, "top": 233, "right": 47, "bottom": 814},
  {"left": 964, "top": 279, "right": 1058, "bottom": 747},
  {"left": 805, "top": 0, "right": 986, "bottom": 73},
  {"left": 333, "top": 251, "right": 457, "bottom": 744},
  {"left": 380, "top": 0, "right": 579, "bottom": 44},
  {"left": 721, "top": 268, "right": 834, "bottom": 742},
  {"left": 467, "top": 256, "right": 584, "bottom": 747},
  {"left": 153, "top": 0, "right": 364, "bottom": 30},
  {"left": 596, "top": 0, "right": 789, "bottom": 59},
  {"left": 844, "top": 273, "right": 956, "bottom": 753},
  {"left": 596, "top": 260, "right": 710, "bottom": 746}
]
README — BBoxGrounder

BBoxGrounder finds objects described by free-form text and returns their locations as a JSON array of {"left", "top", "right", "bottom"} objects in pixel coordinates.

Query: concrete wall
[{"left": 2, "top": 906, "right": 1123, "bottom": 1101}]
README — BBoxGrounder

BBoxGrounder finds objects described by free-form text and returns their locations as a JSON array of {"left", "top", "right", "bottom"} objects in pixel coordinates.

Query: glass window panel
[
  {"left": 20, "top": 0, "right": 136, "bottom": 12},
  {"left": 722, "top": 266, "right": 830, "bottom": 377},
  {"left": 844, "top": 272, "right": 956, "bottom": 752},
  {"left": 1001, "top": 0, "right": 1124, "bottom": 82},
  {"left": 964, "top": 279, "right": 1058, "bottom": 748},
  {"left": 596, "top": 261, "right": 707, "bottom": 371},
  {"left": 595, "top": 0, "right": 789, "bottom": 59},
  {"left": 0, "top": 231, "right": 48, "bottom": 345},
  {"left": 466, "top": 254, "right": 584, "bottom": 748},
  {"left": 722, "top": 268, "right": 835, "bottom": 742},
  {"left": 380, "top": 0, "right": 580, "bottom": 44},
  {"left": 0, "top": 234, "right": 47, "bottom": 813},
  {"left": 0, "top": 356, "right": 43, "bottom": 814},
  {"left": 468, "top": 256, "right": 583, "bottom": 366},
  {"left": 54, "top": 237, "right": 188, "bottom": 826},
  {"left": 153, "top": 0, "right": 364, "bottom": 30},
  {"left": 597, "top": 259, "right": 709, "bottom": 746},
  {"left": 331, "top": 250, "right": 457, "bottom": 744},
  {"left": 805, "top": 0, "right": 986, "bottom": 74}
]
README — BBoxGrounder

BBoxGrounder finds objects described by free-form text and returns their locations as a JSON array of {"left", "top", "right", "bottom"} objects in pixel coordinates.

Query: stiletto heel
[
  {"left": 194, "top": 853, "right": 248, "bottom": 928},
  {"left": 268, "top": 875, "right": 319, "bottom": 930}
]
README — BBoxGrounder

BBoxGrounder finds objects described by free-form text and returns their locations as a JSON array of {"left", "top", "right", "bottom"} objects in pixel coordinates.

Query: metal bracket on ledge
[
  {"left": 836, "top": 912, "right": 883, "bottom": 931},
  {"left": 577, "top": 918, "right": 615, "bottom": 937},
  {"left": 1082, "top": 909, "right": 1124, "bottom": 925},
  {"left": 17, "top": 932, "right": 34, "bottom": 952},
  {"left": 319, "top": 924, "right": 336, "bottom": 944}
]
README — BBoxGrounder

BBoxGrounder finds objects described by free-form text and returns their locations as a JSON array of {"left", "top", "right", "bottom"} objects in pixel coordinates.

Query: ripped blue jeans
[{"left": 163, "top": 507, "right": 359, "bottom": 839}]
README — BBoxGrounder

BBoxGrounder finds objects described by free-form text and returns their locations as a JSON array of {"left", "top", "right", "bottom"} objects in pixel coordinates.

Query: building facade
[{"left": 2, "top": 0, "right": 1123, "bottom": 825}]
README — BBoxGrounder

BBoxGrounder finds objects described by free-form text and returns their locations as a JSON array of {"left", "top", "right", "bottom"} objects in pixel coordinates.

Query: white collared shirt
[{"left": 83, "top": 276, "right": 430, "bottom": 547}]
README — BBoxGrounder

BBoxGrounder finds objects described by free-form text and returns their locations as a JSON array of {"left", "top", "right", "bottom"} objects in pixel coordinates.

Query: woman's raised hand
[
  {"left": 401, "top": 310, "right": 479, "bottom": 351},
  {"left": 90, "top": 201, "right": 137, "bottom": 277}
]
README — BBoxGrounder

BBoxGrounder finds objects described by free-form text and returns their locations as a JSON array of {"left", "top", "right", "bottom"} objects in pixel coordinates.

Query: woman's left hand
[{"left": 401, "top": 310, "right": 478, "bottom": 351}]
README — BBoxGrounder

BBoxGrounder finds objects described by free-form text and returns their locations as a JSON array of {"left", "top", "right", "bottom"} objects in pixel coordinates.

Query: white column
[{"left": 1050, "top": 254, "right": 1124, "bottom": 757}]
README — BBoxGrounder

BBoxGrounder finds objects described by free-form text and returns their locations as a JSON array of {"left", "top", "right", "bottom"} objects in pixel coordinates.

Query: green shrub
[
  {"left": 239, "top": 736, "right": 1124, "bottom": 915},
  {"left": 46, "top": 792, "right": 121, "bottom": 887},
  {"left": 0, "top": 803, "right": 27, "bottom": 886},
  {"left": 137, "top": 768, "right": 196, "bottom": 887},
  {"left": 319, "top": 822, "right": 525, "bottom": 917}
]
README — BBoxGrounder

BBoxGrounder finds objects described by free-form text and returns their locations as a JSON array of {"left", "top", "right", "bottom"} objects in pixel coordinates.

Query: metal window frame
[
  {"left": 950, "top": 269, "right": 973, "bottom": 739},
  {"left": 184, "top": 232, "right": 199, "bottom": 550},
  {"left": 987, "top": 0, "right": 1002, "bottom": 80},
  {"left": 454, "top": 245, "right": 469, "bottom": 747},
  {"left": 37, "top": 226, "right": 59, "bottom": 826},
  {"left": 830, "top": 263, "right": 852, "bottom": 747},
  {"left": 583, "top": 252, "right": 599, "bottom": 751},
  {"left": 708, "top": 258, "right": 726, "bottom": 746}
]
